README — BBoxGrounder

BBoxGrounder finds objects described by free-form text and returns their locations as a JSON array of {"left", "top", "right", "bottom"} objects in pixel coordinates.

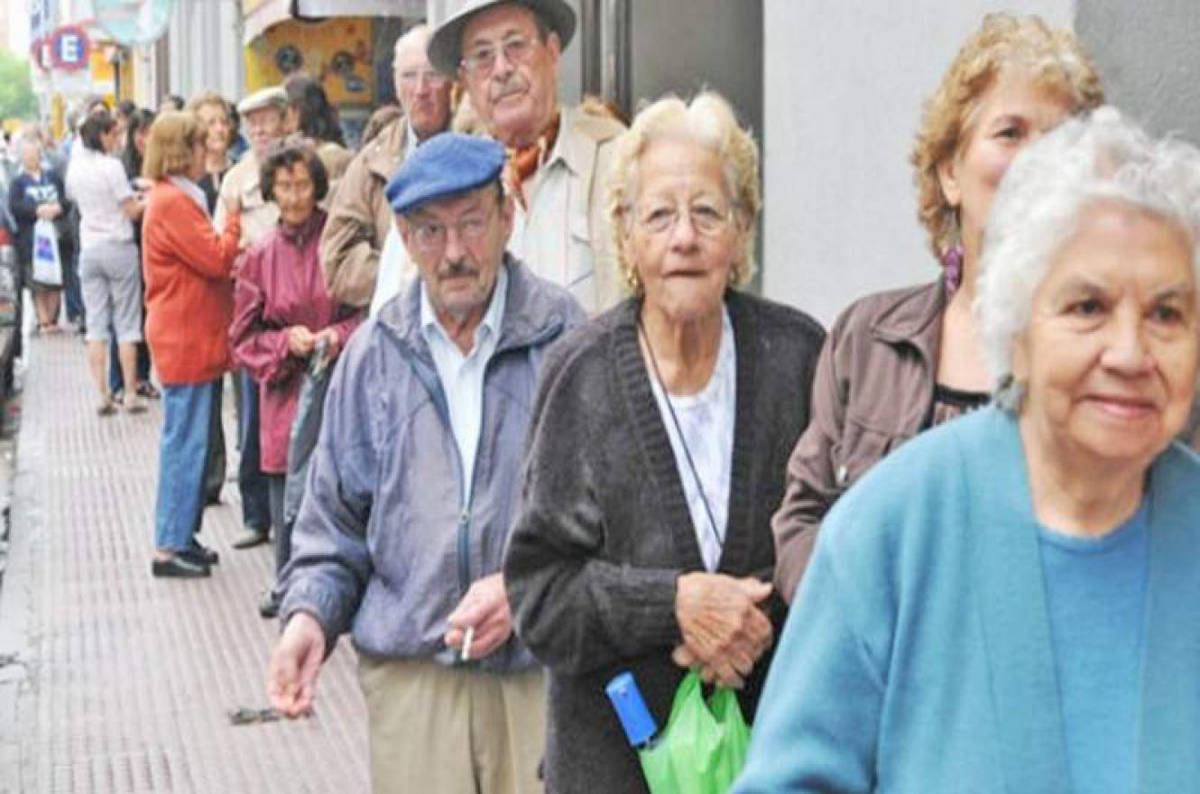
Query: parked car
[{"left": 0, "top": 169, "right": 20, "bottom": 403}]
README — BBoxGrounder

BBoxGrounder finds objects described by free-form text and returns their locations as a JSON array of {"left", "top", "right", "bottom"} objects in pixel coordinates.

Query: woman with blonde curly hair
[
  {"left": 737, "top": 105, "right": 1200, "bottom": 794},
  {"left": 771, "top": 13, "right": 1105, "bottom": 603},
  {"left": 503, "top": 90, "right": 825, "bottom": 792}
]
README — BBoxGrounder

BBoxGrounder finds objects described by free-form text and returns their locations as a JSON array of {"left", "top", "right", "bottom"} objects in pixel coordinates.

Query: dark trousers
[
  {"left": 237, "top": 370, "right": 271, "bottom": 532},
  {"left": 268, "top": 474, "right": 289, "bottom": 576},
  {"left": 63, "top": 248, "right": 84, "bottom": 323},
  {"left": 201, "top": 375, "right": 227, "bottom": 505},
  {"left": 108, "top": 336, "right": 152, "bottom": 393}
]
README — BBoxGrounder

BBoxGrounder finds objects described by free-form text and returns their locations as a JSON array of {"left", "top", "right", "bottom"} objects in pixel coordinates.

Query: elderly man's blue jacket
[
  {"left": 735, "top": 407, "right": 1200, "bottom": 793},
  {"left": 281, "top": 255, "right": 584, "bottom": 671}
]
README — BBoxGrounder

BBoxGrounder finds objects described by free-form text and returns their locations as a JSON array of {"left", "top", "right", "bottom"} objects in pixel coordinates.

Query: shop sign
[{"left": 51, "top": 26, "right": 91, "bottom": 73}]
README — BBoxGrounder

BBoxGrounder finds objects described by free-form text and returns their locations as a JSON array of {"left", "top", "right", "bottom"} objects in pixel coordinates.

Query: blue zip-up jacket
[{"left": 280, "top": 256, "right": 585, "bottom": 672}]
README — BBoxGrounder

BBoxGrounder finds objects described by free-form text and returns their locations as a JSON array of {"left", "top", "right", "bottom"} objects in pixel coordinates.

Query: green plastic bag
[{"left": 637, "top": 671, "right": 751, "bottom": 794}]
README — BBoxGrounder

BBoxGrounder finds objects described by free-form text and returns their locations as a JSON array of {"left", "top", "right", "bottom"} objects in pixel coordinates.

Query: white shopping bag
[{"left": 32, "top": 218, "right": 63, "bottom": 287}]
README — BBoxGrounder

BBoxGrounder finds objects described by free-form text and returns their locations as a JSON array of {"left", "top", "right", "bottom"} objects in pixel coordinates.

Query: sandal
[
  {"left": 125, "top": 394, "right": 148, "bottom": 415},
  {"left": 96, "top": 395, "right": 117, "bottom": 417},
  {"left": 136, "top": 382, "right": 161, "bottom": 400}
]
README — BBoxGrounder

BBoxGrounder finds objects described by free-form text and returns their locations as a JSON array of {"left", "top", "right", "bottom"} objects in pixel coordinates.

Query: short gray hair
[{"left": 976, "top": 106, "right": 1200, "bottom": 409}]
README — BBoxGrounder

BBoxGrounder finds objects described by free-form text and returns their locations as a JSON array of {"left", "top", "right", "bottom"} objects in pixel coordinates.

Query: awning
[
  {"left": 292, "top": 0, "right": 425, "bottom": 18},
  {"left": 242, "top": 0, "right": 292, "bottom": 45},
  {"left": 242, "top": 0, "right": 424, "bottom": 45}
]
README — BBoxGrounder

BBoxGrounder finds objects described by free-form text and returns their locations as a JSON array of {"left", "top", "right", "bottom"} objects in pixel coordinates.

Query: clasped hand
[
  {"left": 288, "top": 326, "right": 339, "bottom": 358},
  {"left": 673, "top": 572, "right": 774, "bottom": 689}
]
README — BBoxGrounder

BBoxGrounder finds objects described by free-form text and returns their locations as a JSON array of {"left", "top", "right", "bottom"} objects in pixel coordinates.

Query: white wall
[
  {"left": 1076, "top": 0, "right": 1200, "bottom": 148},
  {"left": 7, "top": 0, "right": 29, "bottom": 54},
  {"left": 762, "top": 0, "right": 1073, "bottom": 326},
  {"left": 167, "top": 0, "right": 243, "bottom": 101}
]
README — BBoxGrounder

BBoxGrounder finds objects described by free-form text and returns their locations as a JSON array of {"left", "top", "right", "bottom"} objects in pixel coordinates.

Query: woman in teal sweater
[{"left": 735, "top": 109, "right": 1200, "bottom": 793}]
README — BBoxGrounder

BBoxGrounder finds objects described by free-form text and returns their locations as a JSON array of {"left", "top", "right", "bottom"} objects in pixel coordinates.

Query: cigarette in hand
[{"left": 461, "top": 626, "right": 474, "bottom": 662}]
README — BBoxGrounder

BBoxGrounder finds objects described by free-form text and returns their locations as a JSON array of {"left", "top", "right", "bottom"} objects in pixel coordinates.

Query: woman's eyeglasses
[{"left": 632, "top": 201, "right": 737, "bottom": 237}]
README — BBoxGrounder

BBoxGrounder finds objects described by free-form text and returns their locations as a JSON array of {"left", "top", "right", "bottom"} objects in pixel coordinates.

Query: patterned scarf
[{"left": 503, "top": 112, "right": 561, "bottom": 210}]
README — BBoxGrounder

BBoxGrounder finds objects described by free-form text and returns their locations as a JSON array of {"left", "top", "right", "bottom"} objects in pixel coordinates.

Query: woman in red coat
[
  {"left": 142, "top": 111, "right": 242, "bottom": 578},
  {"left": 230, "top": 140, "right": 359, "bottom": 614}
]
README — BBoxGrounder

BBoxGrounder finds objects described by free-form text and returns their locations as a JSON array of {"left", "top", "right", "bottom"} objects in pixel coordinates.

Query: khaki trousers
[{"left": 358, "top": 656, "right": 546, "bottom": 794}]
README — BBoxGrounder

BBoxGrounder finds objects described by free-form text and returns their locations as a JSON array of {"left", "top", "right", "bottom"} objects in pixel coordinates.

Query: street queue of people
[
  {"left": 22, "top": 2, "right": 1200, "bottom": 792},
  {"left": 266, "top": 4, "right": 1200, "bottom": 794}
]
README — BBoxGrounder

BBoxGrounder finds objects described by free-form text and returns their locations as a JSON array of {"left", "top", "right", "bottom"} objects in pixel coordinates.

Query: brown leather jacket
[
  {"left": 319, "top": 117, "right": 409, "bottom": 308},
  {"left": 772, "top": 281, "right": 946, "bottom": 602}
]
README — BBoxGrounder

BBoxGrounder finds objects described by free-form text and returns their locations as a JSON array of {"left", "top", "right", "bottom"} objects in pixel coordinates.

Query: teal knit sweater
[{"left": 734, "top": 408, "right": 1200, "bottom": 793}]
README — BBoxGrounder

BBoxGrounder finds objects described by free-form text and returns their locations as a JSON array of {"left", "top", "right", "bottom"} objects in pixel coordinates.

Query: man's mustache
[
  {"left": 438, "top": 259, "right": 478, "bottom": 279},
  {"left": 490, "top": 75, "right": 527, "bottom": 102}
]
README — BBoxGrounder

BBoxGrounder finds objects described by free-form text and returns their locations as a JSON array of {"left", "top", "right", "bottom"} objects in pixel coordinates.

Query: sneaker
[
  {"left": 151, "top": 555, "right": 211, "bottom": 578},
  {"left": 258, "top": 590, "right": 281, "bottom": 619},
  {"left": 231, "top": 527, "right": 271, "bottom": 549},
  {"left": 125, "top": 394, "right": 148, "bottom": 415},
  {"left": 96, "top": 396, "right": 117, "bottom": 417}
]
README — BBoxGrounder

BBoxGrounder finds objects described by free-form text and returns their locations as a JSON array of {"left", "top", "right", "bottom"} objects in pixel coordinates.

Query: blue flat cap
[{"left": 385, "top": 133, "right": 506, "bottom": 215}]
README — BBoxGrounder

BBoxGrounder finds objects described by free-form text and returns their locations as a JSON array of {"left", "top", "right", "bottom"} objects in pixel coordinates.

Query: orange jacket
[{"left": 142, "top": 179, "right": 242, "bottom": 385}]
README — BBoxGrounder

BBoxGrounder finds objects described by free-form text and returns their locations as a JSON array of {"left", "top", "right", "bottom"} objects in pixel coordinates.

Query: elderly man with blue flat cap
[{"left": 266, "top": 133, "right": 583, "bottom": 794}]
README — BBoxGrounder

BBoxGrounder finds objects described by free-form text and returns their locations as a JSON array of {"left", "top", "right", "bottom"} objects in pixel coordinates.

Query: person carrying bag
[{"left": 32, "top": 218, "right": 63, "bottom": 287}]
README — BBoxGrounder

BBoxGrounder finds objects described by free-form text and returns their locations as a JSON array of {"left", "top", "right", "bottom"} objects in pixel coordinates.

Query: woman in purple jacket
[{"left": 230, "top": 140, "right": 360, "bottom": 617}]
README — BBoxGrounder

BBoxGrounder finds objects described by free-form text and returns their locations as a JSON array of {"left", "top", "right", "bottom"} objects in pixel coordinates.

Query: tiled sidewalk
[{"left": 0, "top": 334, "right": 369, "bottom": 793}]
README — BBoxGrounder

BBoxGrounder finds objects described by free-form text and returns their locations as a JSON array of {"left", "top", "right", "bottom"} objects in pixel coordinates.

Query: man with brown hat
[
  {"left": 320, "top": 23, "right": 454, "bottom": 308},
  {"left": 428, "top": 0, "right": 625, "bottom": 314}
]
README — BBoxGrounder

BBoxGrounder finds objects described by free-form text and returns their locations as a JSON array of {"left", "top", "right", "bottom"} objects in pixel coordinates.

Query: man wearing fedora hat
[
  {"left": 268, "top": 133, "right": 583, "bottom": 794},
  {"left": 428, "top": 0, "right": 625, "bottom": 315}
]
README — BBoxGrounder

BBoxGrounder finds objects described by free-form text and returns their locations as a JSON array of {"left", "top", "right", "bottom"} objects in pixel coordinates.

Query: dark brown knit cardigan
[{"left": 505, "top": 290, "right": 825, "bottom": 793}]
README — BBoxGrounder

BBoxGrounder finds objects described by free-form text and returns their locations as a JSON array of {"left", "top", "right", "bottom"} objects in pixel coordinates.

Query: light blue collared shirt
[{"left": 420, "top": 266, "right": 508, "bottom": 502}]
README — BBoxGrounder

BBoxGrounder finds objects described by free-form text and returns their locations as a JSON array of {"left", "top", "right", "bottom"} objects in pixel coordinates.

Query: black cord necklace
[{"left": 637, "top": 315, "right": 725, "bottom": 558}]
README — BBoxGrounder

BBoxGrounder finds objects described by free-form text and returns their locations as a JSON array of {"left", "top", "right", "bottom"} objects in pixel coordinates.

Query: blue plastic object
[{"left": 606, "top": 671, "right": 659, "bottom": 748}]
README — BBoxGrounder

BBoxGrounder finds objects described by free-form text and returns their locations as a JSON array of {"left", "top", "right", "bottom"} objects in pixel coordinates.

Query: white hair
[{"left": 976, "top": 106, "right": 1200, "bottom": 409}]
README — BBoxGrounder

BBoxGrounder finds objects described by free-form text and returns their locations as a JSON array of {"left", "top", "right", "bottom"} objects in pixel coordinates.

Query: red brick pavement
[{"left": 0, "top": 334, "right": 369, "bottom": 793}]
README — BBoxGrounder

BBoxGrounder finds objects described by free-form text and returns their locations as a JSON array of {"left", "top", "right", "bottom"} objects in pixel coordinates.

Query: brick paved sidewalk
[{"left": 0, "top": 334, "right": 368, "bottom": 793}]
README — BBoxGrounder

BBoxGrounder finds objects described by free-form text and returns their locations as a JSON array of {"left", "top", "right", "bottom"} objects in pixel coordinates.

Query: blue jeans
[
  {"left": 154, "top": 381, "right": 216, "bottom": 551},
  {"left": 238, "top": 370, "right": 271, "bottom": 532}
]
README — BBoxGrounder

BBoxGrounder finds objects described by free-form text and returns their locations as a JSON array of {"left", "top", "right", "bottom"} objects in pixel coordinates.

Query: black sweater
[{"left": 505, "top": 291, "right": 825, "bottom": 793}]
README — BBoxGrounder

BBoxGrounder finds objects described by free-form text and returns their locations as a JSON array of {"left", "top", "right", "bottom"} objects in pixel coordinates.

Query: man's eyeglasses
[
  {"left": 409, "top": 206, "right": 496, "bottom": 251},
  {"left": 632, "top": 201, "right": 738, "bottom": 237},
  {"left": 397, "top": 68, "right": 449, "bottom": 87},
  {"left": 460, "top": 34, "right": 538, "bottom": 77}
]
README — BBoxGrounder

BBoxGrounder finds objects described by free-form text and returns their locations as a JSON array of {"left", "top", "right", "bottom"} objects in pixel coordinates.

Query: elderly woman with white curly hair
[
  {"left": 504, "top": 91, "right": 826, "bottom": 792},
  {"left": 734, "top": 107, "right": 1200, "bottom": 794}
]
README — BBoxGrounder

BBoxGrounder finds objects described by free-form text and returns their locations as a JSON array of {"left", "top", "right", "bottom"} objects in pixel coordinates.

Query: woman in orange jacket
[{"left": 141, "top": 111, "right": 242, "bottom": 578}]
